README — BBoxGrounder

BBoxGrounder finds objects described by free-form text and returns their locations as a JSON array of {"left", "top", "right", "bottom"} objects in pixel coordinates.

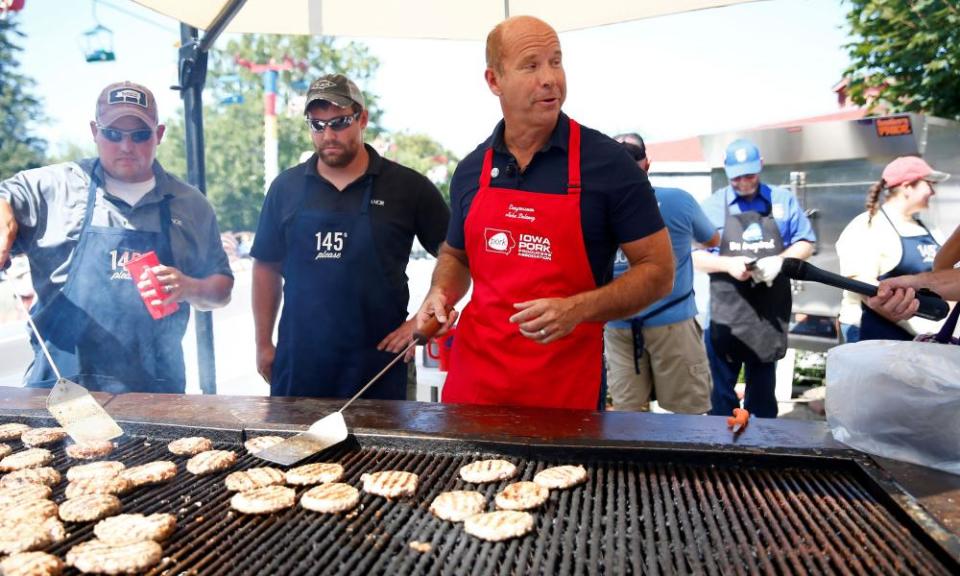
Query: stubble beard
[{"left": 316, "top": 142, "right": 357, "bottom": 169}]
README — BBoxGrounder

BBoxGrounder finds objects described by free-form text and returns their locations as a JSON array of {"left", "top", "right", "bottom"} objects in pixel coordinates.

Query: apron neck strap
[
  {"left": 567, "top": 119, "right": 581, "bottom": 196},
  {"left": 478, "top": 117, "right": 582, "bottom": 195}
]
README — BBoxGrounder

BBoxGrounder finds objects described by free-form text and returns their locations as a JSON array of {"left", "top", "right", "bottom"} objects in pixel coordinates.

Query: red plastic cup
[
  {"left": 425, "top": 328, "right": 456, "bottom": 372},
  {"left": 124, "top": 251, "right": 179, "bottom": 320}
]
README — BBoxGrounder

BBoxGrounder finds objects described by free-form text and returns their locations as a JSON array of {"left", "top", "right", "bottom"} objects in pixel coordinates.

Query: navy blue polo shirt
[
  {"left": 448, "top": 113, "right": 664, "bottom": 285},
  {"left": 251, "top": 144, "right": 450, "bottom": 305}
]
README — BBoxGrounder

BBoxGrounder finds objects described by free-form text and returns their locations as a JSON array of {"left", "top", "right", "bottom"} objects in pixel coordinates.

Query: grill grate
[{"left": 1, "top": 421, "right": 955, "bottom": 575}]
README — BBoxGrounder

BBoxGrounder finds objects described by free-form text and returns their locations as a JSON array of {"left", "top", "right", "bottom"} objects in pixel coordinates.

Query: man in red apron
[{"left": 414, "top": 16, "right": 674, "bottom": 410}]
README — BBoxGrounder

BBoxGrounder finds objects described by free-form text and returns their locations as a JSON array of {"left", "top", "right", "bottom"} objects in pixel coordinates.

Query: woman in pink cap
[{"left": 836, "top": 156, "right": 950, "bottom": 342}]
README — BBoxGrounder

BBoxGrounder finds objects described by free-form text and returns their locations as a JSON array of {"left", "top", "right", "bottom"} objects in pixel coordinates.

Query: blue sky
[{"left": 13, "top": 0, "right": 851, "bottom": 158}]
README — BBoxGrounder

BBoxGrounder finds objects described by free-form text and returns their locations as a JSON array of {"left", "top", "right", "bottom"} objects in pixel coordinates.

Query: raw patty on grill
[
  {"left": 284, "top": 462, "right": 344, "bottom": 486},
  {"left": 463, "top": 510, "right": 535, "bottom": 542},
  {"left": 66, "top": 539, "right": 163, "bottom": 574},
  {"left": 66, "top": 461, "right": 125, "bottom": 482},
  {"left": 0, "top": 551, "right": 64, "bottom": 576},
  {"left": 0, "top": 423, "right": 31, "bottom": 441},
  {"left": 19, "top": 428, "right": 67, "bottom": 448},
  {"left": 0, "top": 448, "right": 54, "bottom": 472},
  {"left": 64, "top": 476, "right": 134, "bottom": 499},
  {"left": 186, "top": 450, "right": 237, "bottom": 475},
  {"left": 300, "top": 483, "right": 360, "bottom": 513},
  {"left": 0, "top": 442, "right": 10, "bottom": 459},
  {"left": 58, "top": 494, "right": 122, "bottom": 523},
  {"left": 459, "top": 459, "right": 518, "bottom": 483},
  {"left": 0, "top": 499, "right": 59, "bottom": 524},
  {"left": 65, "top": 440, "right": 115, "bottom": 460},
  {"left": 93, "top": 513, "right": 176, "bottom": 545},
  {"left": 0, "top": 467, "right": 62, "bottom": 488},
  {"left": 533, "top": 464, "right": 588, "bottom": 489},
  {"left": 0, "top": 483, "right": 53, "bottom": 505},
  {"left": 230, "top": 485, "right": 296, "bottom": 514},
  {"left": 243, "top": 435, "right": 284, "bottom": 454},
  {"left": 494, "top": 481, "right": 549, "bottom": 511},
  {"left": 429, "top": 490, "right": 486, "bottom": 522},
  {"left": 360, "top": 470, "right": 418, "bottom": 499},
  {"left": 224, "top": 467, "right": 286, "bottom": 491},
  {"left": 167, "top": 436, "right": 213, "bottom": 456},
  {"left": 0, "top": 517, "right": 65, "bottom": 555},
  {"left": 120, "top": 461, "right": 177, "bottom": 487}
]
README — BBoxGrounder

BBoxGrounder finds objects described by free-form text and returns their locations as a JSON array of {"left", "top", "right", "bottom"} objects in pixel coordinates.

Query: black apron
[
  {"left": 859, "top": 209, "right": 940, "bottom": 341},
  {"left": 270, "top": 177, "right": 407, "bottom": 399},
  {"left": 26, "top": 162, "right": 190, "bottom": 393},
  {"left": 709, "top": 189, "right": 790, "bottom": 364}
]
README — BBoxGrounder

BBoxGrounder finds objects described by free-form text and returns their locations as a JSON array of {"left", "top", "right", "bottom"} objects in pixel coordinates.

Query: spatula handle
[{"left": 413, "top": 308, "right": 452, "bottom": 344}]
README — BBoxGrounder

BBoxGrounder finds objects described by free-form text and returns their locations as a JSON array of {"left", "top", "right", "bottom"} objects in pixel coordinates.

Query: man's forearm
[
  {"left": 429, "top": 244, "right": 472, "bottom": 305},
  {"left": 0, "top": 199, "right": 18, "bottom": 268},
  {"left": 183, "top": 274, "right": 233, "bottom": 310},
  {"left": 693, "top": 250, "right": 731, "bottom": 274},
  {"left": 252, "top": 261, "right": 283, "bottom": 346},
  {"left": 781, "top": 240, "right": 814, "bottom": 260},
  {"left": 568, "top": 258, "right": 674, "bottom": 324}
]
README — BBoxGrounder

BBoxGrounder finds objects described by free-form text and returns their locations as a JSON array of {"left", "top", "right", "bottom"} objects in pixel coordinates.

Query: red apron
[{"left": 442, "top": 118, "right": 603, "bottom": 409}]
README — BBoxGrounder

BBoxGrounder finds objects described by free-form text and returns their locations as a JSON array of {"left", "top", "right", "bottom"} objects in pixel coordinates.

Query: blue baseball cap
[{"left": 723, "top": 138, "right": 762, "bottom": 179}]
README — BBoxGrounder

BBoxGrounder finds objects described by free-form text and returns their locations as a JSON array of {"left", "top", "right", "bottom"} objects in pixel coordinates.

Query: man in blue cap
[{"left": 694, "top": 138, "right": 815, "bottom": 418}]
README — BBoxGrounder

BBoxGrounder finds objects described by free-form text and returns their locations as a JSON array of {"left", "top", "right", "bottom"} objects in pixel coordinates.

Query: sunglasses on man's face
[
  {"left": 305, "top": 112, "right": 361, "bottom": 133},
  {"left": 98, "top": 125, "right": 154, "bottom": 143}
]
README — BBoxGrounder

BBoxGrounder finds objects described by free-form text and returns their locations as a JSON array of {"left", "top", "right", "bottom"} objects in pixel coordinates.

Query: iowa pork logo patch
[{"left": 484, "top": 228, "right": 515, "bottom": 255}]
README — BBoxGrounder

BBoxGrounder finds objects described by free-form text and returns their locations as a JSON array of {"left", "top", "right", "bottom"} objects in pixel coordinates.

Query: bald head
[{"left": 486, "top": 15, "right": 558, "bottom": 74}]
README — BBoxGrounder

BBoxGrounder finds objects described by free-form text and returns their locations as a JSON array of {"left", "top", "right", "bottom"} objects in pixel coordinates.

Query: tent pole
[{"left": 177, "top": 23, "right": 216, "bottom": 395}]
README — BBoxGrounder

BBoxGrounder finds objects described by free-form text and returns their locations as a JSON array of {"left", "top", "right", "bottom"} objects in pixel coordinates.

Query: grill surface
[{"left": 3, "top": 418, "right": 956, "bottom": 575}]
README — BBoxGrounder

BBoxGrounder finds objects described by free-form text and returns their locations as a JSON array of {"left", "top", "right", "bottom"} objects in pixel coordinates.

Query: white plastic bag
[{"left": 826, "top": 340, "right": 960, "bottom": 475}]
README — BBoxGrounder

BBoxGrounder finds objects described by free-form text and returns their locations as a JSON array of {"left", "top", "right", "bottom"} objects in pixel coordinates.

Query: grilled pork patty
[
  {"left": 167, "top": 436, "right": 213, "bottom": 456},
  {"left": 360, "top": 470, "right": 418, "bottom": 499},
  {"left": 0, "top": 551, "right": 64, "bottom": 576},
  {"left": 463, "top": 510, "right": 535, "bottom": 542},
  {"left": 66, "top": 461, "right": 125, "bottom": 482},
  {"left": 459, "top": 459, "right": 518, "bottom": 483},
  {"left": 0, "top": 467, "right": 62, "bottom": 489},
  {"left": 230, "top": 485, "right": 296, "bottom": 514},
  {"left": 65, "top": 440, "right": 115, "bottom": 460},
  {"left": 224, "top": 467, "right": 286, "bottom": 492},
  {"left": 93, "top": 513, "right": 176, "bottom": 545},
  {"left": 494, "top": 481, "right": 549, "bottom": 511},
  {"left": 533, "top": 464, "right": 587, "bottom": 489},
  {"left": 285, "top": 462, "right": 344, "bottom": 486},
  {"left": 300, "top": 483, "right": 360, "bottom": 513},
  {"left": 120, "top": 461, "right": 177, "bottom": 488},
  {"left": 66, "top": 539, "right": 163, "bottom": 574},
  {"left": 186, "top": 450, "right": 237, "bottom": 475},
  {"left": 0, "top": 448, "right": 54, "bottom": 472},
  {"left": 58, "top": 494, "right": 121, "bottom": 523},
  {"left": 429, "top": 490, "right": 486, "bottom": 522}
]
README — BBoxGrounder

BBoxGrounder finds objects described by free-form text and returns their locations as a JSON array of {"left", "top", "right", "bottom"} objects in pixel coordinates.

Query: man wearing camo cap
[{"left": 0, "top": 81, "right": 233, "bottom": 393}]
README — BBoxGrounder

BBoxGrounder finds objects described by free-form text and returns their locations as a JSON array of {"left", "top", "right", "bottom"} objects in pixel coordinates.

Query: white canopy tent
[{"left": 131, "top": 0, "right": 763, "bottom": 40}]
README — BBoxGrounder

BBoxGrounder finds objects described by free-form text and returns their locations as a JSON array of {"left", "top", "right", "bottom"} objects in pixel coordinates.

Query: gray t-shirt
[{"left": 0, "top": 158, "right": 232, "bottom": 308}]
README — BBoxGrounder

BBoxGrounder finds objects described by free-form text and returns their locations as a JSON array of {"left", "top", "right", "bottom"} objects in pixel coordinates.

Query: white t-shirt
[
  {"left": 836, "top": 207, "right": 943, "bottom": 334},
  {"left": 104, "top": 174, "right": 156, "bottom": 207}
]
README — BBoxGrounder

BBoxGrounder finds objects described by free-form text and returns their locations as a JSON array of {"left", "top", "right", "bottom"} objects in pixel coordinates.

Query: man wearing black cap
[
  {"left": 0, "top": 81, "right": 234, "bottom": 393},
  {"left": 251, "top": 73, "right": 449, "bottom": 399}
]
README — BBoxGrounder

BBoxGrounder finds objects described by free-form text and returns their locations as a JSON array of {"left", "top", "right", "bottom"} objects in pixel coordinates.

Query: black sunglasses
[
  {"left": 305, "top": 112, "right": 361, "bottom": 133},
  {"left": 98, "top": 125, "right": 154, "bottom": 143}
]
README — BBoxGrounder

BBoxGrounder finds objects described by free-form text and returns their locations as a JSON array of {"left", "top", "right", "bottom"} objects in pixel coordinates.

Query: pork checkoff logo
[{"left": 484, "top": 228, "right": 553, "bottom": 261}]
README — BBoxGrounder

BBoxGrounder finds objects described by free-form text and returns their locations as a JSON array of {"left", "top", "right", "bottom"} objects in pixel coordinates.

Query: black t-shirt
[
  {"left": 251, "top": 145, "right": 450, "bottom": 304},
  {"left": 448, "top": 113, "right": 664, "bottom": 286}
]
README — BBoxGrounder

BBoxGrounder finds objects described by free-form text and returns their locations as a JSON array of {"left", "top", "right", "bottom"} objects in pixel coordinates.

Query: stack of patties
[
  {"left": 228, "top": 467, "right": 295, "bottom": 514},
  {"left": 0, "top": 480, "right": 65, "bottom": 555},
  {"left": 66, "top": 513, "right": 176, "bottom": 574},
  {"left": 59, "top": 461, "right": 127, "bottom": 524}
]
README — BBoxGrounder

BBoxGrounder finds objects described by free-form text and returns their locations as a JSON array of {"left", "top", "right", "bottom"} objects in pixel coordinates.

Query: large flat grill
[{"left": 5, "top": 418, "right": 956, "bottom": 575}]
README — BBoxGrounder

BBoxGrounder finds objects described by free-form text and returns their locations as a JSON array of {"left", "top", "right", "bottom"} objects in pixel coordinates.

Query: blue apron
[
  {"left": 270, "top": 177, "right": 407, "bottom": 399},
  {"left": 26, "top": 162, "right": 189, "bottom": 393},
  {"left": 860, "top": 209, "right": 940, "bottom": 341}
]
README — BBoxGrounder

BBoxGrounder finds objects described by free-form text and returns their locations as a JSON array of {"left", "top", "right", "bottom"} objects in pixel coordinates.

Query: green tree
[
  {"left": 378, "top": 132, "right": 459, "bottom": 202},
  {"left": 158, "top": 34, "right": 381, "bottom": 231},
  {"left": 843, "top": 0, "right": 960, "bottom": 120},
  {"left": 0, "top": 17, "right": 46, "bottom": 180}
]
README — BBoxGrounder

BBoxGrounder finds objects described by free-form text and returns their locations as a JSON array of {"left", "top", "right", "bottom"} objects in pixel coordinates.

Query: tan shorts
[{"left": 604, "top": 318, "right": 712, "bottom": 414}]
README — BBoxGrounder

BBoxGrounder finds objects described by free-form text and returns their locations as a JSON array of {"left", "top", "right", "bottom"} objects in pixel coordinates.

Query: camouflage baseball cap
[
  {"left": 304, "top": 74, "right": 365, "bottom": 113},
  {"left": 95, "top": 81, "right": 158, "bottom": 128}
]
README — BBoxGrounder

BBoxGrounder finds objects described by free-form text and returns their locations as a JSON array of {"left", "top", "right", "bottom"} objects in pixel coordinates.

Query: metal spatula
[
  {"left": 13, "top": 294, "right": 123, "bottom": 443},
  {"left": 255, "top": 316, "right": 445, "bottom": 466}
]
